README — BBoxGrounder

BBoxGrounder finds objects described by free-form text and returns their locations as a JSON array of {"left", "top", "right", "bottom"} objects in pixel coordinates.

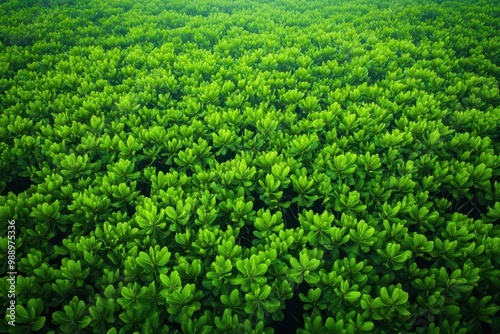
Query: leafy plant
[
  {"left": 88, "top": 297, "right": 116, "bottom": 333},
  {"left": 136, "top": 245, "right": 171, "bottom": 281},
  {"left": 288, "top": 249, "right": 322, "bottom": 284},
  {"left": 52, "top": 296, "right": 91, "bottom": 333},
  {"left": 6, "top": 298, "right": 46, "bottom": 334},
  {"left": 231, "top": 254, "right": 270, "bottom": 292},
  {"left": 371, "top": 285, "right": 411, "bottom": 322},
  {"left": 165, "top": 283, "right": 203, "bottom": 323},
  {"left": 244, "top": 284, "right": 281, "bottom": 321}
]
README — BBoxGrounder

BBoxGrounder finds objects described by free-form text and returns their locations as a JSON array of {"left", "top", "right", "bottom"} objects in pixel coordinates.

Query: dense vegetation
[{"left": 1, "top": 0, "right": 499, "bottom": 333}]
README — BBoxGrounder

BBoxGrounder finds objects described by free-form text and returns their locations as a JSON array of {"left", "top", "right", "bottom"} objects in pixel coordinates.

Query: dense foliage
[{"left": 1, "top": 0, "right": 500, "bottom": 333}]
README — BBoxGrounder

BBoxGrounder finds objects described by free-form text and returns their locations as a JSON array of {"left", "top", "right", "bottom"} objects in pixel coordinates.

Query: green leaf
[
  {"left": 345, "top": 291, "right": 361, "bottom": 302},
  {"left": 31, "top": 316, "right": 47, "bottom": 331}
]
